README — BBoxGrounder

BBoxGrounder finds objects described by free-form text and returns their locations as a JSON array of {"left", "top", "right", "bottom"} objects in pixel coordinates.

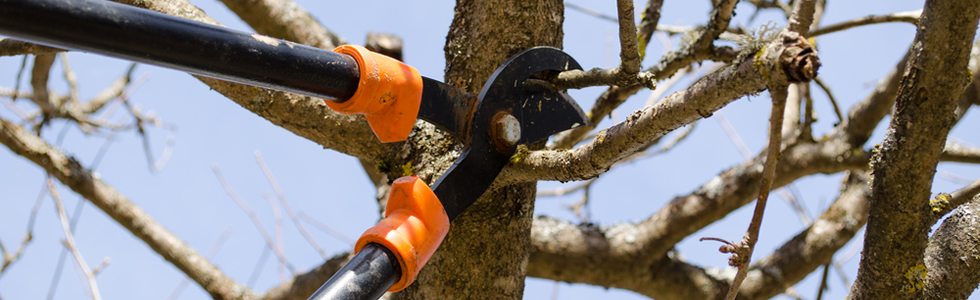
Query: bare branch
[
  {"left": 810, "top": 10, "right": 921, "bottom": 37},
  {"left": 548, "top": 0, "right": 740, "bottom": 148},
  {"left": 297, "top": 212, "right": 356, "bottom": 246},
  {"left": 787, "top": 0, "right": 818, "bottom": 34},
  {"left": 255, "top": 152, "right": 330, "bottom": 259},
  {"left": 0, "top": 117, "right": 254, "bottom": 299},
  {"left": 923, "top": 198, "right": 980, "bottom": 299},
  {"left": 813, "top": 77, "right": 844, "bottom": 124},
  {"left": 841, "top": 51, "right": 910, "bottom": 146},
  {"left": 218, "top": 0, "right": 342, "bottom": 49},
  {"left": 850, "top": 0, "right": 980, "bottom": 296},
  {"left": 722, "top": 83, "right": 788, "bottom": 300},
  {"left": 167, "top": 229, "right": 233, "bottom": 300},
  {"left": 111, "top": 0, "right": 389, "bottom": 162},
  {"left": 30, "top": 53, "right": 57, "bottom": 116},
  {"left": 510, "top": 31, "right": 820, "bottom": 184},
  {"left": 929, "top": 176, "right": 980, "bottom": 219},
  {"left": 212, "top": 165, "right": 296, "bottom": 275},
  {"left": 529, "top": 170, "right": 872, "bottom": 300},
  {"left": 48, "top": 178, "right": 102, "bottom": 300},
  {"left": 0, "top": 38, "right": 63, "bottom": 57},
  {"left": 553, "top": 0, "right": 655, "bottom": 90},
  {"left": 941, "top": 141, "right": 980, "bottom": 164}
]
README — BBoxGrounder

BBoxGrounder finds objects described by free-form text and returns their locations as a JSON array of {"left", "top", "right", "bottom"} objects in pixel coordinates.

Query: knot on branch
[{"left": 780, "top": 34, "right": 821, "bottom": 83}]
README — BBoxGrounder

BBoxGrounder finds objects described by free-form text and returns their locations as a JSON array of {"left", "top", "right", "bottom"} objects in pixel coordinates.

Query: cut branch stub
[{"left": 780, "top": 34, "right": 821, "bottom": 83}]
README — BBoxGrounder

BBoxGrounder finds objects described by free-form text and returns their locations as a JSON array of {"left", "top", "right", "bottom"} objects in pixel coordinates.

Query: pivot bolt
[{"left": 493, "top": 112, "right": 521, "bottom": 149}]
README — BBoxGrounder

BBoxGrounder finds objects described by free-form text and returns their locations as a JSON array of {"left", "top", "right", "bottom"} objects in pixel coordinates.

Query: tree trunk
[{"left": 389, "top": 0, "right": 563, "bottom": 298}]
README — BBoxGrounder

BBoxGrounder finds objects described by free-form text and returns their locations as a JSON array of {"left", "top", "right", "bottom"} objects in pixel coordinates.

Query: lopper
[{"left": 0, "top": 0, "right": 587, "bottom": 299}]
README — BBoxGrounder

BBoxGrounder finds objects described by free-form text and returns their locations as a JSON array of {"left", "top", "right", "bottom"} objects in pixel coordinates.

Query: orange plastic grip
[
  {"left": 354, "top": 176, "right": 449, "bottom": 292},
  {"left": 328, "top": 45, "right": 423, "bottom": 143}
]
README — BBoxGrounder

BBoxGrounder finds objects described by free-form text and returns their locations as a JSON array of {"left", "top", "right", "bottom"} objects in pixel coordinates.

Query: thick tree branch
[
  {"left": 810, "top": 10, "right": 921, "bottom": 37},
  {"left": 923, "top": 198, "right": 980, "bottom": 299},
  {"left": 218, "top": 0, "right": 343, "bottom": 49},
  {"left": 107, "top": 0, "right": 389, "bottom": 161},
  {"left": 0, "top": 117, "right": 254, "bottom": 300},
  {"left": 548, "top": 0, "right": 740, "bottom": 148},
  {"left": 529, "top": 170, "right": 873, "bottom": 300},
  {"left": 849, "top": 0, "right": 980, "bottom": 297},
  {"left": 0, "top": 38, "right": 63, "bottom": 57},
  {"left": 509, "top": 31, "right": 819, "bottom": 184}
]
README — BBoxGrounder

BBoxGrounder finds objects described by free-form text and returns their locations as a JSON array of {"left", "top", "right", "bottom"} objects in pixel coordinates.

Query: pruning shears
[{"left": 0, "top": 0, "right": 587, "bottom": 299}]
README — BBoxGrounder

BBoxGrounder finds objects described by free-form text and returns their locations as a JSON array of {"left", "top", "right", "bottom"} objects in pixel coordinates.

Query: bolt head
[{"left": 494, "top": 113, "right": 521, "bottom": 148}]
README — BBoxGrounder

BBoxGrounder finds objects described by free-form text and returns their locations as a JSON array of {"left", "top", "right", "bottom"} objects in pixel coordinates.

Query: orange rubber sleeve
[
  {"left": 354, "top": 176, "right": 449, "bottom": 292},
  {"left": 327, "top": 45, "right": 423, "bottom": 143}
]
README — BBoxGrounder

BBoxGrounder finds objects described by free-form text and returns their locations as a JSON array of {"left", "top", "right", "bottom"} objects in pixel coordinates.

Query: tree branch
[
  {"left": 849, "top": 0, "right": 980, "bottom": 297},
  {"left": 0, "top": 38, "right": 63, "bottom": 57},
  {"left": 48, "top": 178, "right": 102, "bottom": 300},
  {"left": 509, "top": 31, "right": 819, "bottom": 184},
  {"left": 548, "top": 0, "right": 740, "bottom": 148},
  {"left": 111, "top": 0, "right": 390, "bottom": 161},
  {"left": 923, "top": 198, "right": 980, "bottom": 299},
  {"left": 552, "top": 0, "right": 654, "bottom": 89},
  {"left": 218, "top": 0, "right": 343, "bottom": 49},
  {"left": 722, "top": 82, "right": 788, "bottom": 300},
  {"left": 810, "top": 10, "right": 921, "bottom": 37},
  {"left": 929, "top": 176, "right": 980, "bottom": 219},
  {"left": 0, "top": 117, "right": 254, "bottom": 300},
  {"left": 528, "top": 170, "right": 873, "bottom": 299},
  {"left": 942, "top": 141, "right": 980, "bottom": 164}
]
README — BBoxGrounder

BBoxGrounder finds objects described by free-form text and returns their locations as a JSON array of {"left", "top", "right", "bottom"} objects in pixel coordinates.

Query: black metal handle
[
  {"left": 0, "top": 0, "right": 359, "bottom": 101},
  {"left": 310, "top": 243, "right": 400, "bottom": 300}
]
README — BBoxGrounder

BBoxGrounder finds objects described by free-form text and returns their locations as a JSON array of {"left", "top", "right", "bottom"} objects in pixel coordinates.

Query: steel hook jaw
[{"left": 431, "top": 47, "right": 588, "bottom": 221}]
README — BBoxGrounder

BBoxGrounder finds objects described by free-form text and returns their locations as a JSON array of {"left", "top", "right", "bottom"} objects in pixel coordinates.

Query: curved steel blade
[{"left": 431, "top": 47, "right": 587, "bottom": 221}]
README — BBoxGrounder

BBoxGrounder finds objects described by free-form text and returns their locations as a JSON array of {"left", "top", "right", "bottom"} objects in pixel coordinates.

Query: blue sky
[{"left": 2, "top": 0, "right": 978, "bottom": 299}]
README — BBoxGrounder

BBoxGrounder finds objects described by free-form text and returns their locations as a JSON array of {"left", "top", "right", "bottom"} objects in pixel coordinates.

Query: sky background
[{"left": 2, "top": 0, "right": 979, "bottom": 299}]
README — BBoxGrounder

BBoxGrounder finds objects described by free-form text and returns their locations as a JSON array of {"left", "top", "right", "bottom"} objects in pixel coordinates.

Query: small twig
[
  {"left": 939, "top": 170, "right": 974, "bottom": 185},
  {"left": 810, "top": 10, "right": 921, "bottom": 37},
  {"left": 123, "top": 99, "right": 176, "bottom": 172},
  {"left": 59, "top": 53, "right": 79, "bottom": 105},
  {"left": 166, "top": 228, "right": 232, "bottom": 300},
  {"left": 815, "top": 262, "right": 831, "bottom": 300},
  {"left": 247, "top": 247, "right": 271, "bottom": 287},
  {"left": 537, "top": 179, "right": 595, "bottom": 197},
  {"left": 746, "top": 0, "right": 791, "bottom": 17},
  {"left": 2, "top": 55, "right": 30, "bottom": 119},
  {"left": 211, "top": 165, "right": 296, "bottom": 274},
  {"left": 813, "top": 77, "right": 843, "bottom": 124},
  {"left": 264, "top": 193, "right": 287, "bottom": 283},
  {"left": 298, "top": 212, "right": 356, "bottom": 246},
  {"left": 722, "top": 83, "right": 788, "bottom": 300},
  {"left": 553, "top": 0, "right": 656, "bottom": 90},
  {"left": 0, "top": 178, "right": 42, "bottom": 278},
  {"left": 46, "top": 129, "right": 110, "bottom": 300},
  {"left": 48, "top": 178, "right": 102, "bottom": 300},
  {"left": 941, "top": 141, "right": 980, "bottom": 164},
  {"left": 564, "top": 2, "right": 617, "bottom": 22},
  {"left": 255, "top": 151, "right": 329, "bottom": 259},
  {"left": 801, "top": 83, "right": 815, "bottom": 140},
  {"left": 564, "top": 182, "right": 595, "bottom": 222},
  {"left": 930, "top": 176, "right": 980, "bottom": 218}
]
